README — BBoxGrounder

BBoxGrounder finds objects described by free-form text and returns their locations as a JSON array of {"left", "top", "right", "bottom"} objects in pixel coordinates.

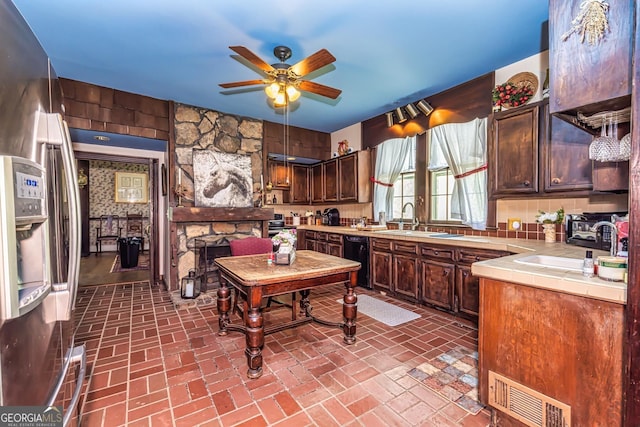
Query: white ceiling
[{"left": 13, "top": 0, "right": 549, "bottom": 133}]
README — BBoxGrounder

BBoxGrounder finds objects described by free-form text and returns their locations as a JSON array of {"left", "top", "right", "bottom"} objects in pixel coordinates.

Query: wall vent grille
[{"left": 488, "top": 371, "right": 571, "bottom": 427}]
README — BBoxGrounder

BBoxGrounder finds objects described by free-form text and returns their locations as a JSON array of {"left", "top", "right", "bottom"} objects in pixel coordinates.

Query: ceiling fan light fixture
[
  {"left": 385, "top": 112, "right": 394, "bottom": 127},
  {"left": 405, "top": 103, "right": 419, "bottom": 119},
  {"left": 286, "top": 85, "right": 301, "bottom": 102},
  {"left": 416, "top": 100, "right": 434, "bottom": 116},
  {"left": 395, "top": 107, "right": 407, "bottom": 123},
  {"left": 265, "top": 82, "right": 280, "bottom": 99}
]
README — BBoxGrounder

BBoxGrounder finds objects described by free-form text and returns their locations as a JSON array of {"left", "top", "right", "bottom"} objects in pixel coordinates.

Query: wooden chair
[
  {"left": 229, "top": 237, "right": 297, "bottom": 320},
  {"left": 126, "top": 212, "right": 144, "bottom": 253},
  {"left": 95, "top": 215, "right": 122, "bottom": 255}
]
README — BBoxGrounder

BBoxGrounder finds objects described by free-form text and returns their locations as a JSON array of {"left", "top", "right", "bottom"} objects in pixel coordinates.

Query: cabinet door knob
[
  {"left": 434, "top": 250, "right": 439, "bottom": 255},
  {"left": 552, "top": 178, "right": 560, "bottom": 184},
  {"left": 523, "top": 180, "right": 531, "bottom": 187}
]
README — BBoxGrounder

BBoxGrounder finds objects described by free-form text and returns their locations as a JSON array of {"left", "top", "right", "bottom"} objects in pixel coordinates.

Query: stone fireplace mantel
[{"left": 168, "top": 206, "right": 275, "bottom": 223}]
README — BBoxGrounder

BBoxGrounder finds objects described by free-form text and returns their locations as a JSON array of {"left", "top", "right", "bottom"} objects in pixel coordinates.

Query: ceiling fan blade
[
  {"left": 219, "top": 79, "right": 265, "bottom": 88},
  {"left": 298, "top": 80, "right": 342, "bottom": 99},
  {"left": 290, "top": 49, "right": 336, "bottom": 77},
  {"left": 229, "top": 46, "right": 274, "bottom": 72}
]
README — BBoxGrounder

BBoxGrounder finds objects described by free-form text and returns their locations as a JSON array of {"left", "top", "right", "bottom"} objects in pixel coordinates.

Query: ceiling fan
[{"left": 219, "top": 45, "right": 342, "bottom": 106}]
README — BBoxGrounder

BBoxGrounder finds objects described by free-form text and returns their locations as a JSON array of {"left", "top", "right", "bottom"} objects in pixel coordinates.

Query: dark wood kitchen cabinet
[
  {"left": 310, "top": 163, "right": 323, "bottom": 203},
  {"left": 326, "top": 233, "right": 343, "bottom": 257},
  {"left": 290, "top": 164, "right": 310, "bottom": 204},
  {"left": 268, "top": 160, "right": 291, "bottom": 188},
  {"left": 324, "top": 159, "right": 338, "bottom": 201},
  {"left": 303, "top": 230, "right": 316, "bottom": 251},
  {"left": 541, "top": 102, "right": 593, "bottom": 192},
  {"left": 549, "top": 0, "right": 633, "bottom": 115},
  {"left": 304, "top": 230, "right": 342, "bottom": 257},
  {"left": 490, "top": 102, "right": 539, "bottom": 196},
  {"left": 392, "top": 241, "right": 419, "bottom": 301},
  {"left": 419, "top": 245, "right": 456, "bottom": 311},
  {"left": 311, "top": 159, "right": 338, "bottom": 202},
  {"left": 338, "top": 150, "right": 371, "bottom": 203},
  {"left": 370, "top": 238, "right": 393, "bottom": 292},
  {"left": 456, "top": 247, "right": 509, "bottom": 319}
]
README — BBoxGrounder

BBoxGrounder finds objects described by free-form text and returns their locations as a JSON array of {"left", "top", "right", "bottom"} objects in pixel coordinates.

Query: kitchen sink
[{"left": 514, "top": 255, "right": 583, "bottom": 272}]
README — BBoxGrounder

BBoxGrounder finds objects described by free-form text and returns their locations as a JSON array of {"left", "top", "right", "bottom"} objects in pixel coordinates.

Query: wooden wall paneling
[
  {"left": 624, "top": 1, "right": 640, "bottom": 424},
  {"left": 362, "top": 73, "right": 493, "bottom": 149}
]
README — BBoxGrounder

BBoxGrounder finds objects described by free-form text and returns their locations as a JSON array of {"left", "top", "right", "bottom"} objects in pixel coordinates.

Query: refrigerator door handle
[
  {"left": 41, "top": 113, "right": 81, "bottom": 320},
  {"left": 46, "top": 344, "right": 86, "bottom": 427},
  {"left": 59, "top": 117, "right": 81, "bottom": 313}
]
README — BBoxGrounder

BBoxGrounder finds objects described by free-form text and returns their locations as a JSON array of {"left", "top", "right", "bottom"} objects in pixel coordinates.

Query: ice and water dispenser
[{"left": 0, "top": 156, "right": 51, "bottom": 320}]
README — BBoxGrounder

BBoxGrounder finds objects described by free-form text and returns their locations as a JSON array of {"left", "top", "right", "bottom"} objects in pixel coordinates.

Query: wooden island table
[{"left": 215, "top": 250, "right": 361, "bottom": 379}]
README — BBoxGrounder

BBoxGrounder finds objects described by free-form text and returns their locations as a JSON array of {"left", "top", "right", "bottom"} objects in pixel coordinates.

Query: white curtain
[
  {"left": 429, "top": 118, "right": 488, "bottom": 230},
  {"left": 372, "top": 137, "right": 414, "bottom": 221}
]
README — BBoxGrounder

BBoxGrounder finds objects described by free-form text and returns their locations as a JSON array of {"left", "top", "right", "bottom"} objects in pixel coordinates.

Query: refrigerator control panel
[
  {"left": 0, "top": 156, "right": 46, "bottom": 222},
  {"left": 15, "top": 170, "right": 44, "bottom": 218}
]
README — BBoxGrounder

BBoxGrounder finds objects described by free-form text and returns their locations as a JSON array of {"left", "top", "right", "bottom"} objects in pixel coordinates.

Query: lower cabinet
[
  {"left": 392, "top": 242, "right": 419, "bottom": 300},
  {"left": 371, "top": 238, "right": 393, "bottom": 291},
  {"left": 419, "top": 245, "right": 456, "bottom": 311},
  {"left": 456, "top": 248, "right": 510, "bottom": 318},
  {"left": 304, "top": 230, "right": 343, "bottom": 256},
  {"left": 371, "top": 237, "right": 509, "bottom": 321}
]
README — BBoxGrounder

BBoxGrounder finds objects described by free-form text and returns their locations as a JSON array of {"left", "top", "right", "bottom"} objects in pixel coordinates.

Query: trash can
[{"left": 118, "top": 237, "right": 141, "bottom": 268}]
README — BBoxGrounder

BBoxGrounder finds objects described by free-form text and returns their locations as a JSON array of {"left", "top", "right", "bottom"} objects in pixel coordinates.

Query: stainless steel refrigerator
[{"left": 0, "top": 2, "right": 85, "bottom": 425}]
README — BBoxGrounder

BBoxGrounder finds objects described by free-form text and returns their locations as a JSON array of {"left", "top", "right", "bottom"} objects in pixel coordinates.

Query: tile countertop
[{"left": 295, "top": 225, "right": 627, "bottom": 305}]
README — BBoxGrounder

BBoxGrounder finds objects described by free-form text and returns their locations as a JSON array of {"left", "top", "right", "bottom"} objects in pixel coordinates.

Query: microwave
[{"left": 565, "top": 212, "right": 626, "bottom": 251}]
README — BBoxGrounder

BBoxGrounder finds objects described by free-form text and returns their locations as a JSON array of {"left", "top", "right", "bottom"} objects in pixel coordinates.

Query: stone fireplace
[{"left": 170, "top": 103, "right": 273, "bottom": 291}]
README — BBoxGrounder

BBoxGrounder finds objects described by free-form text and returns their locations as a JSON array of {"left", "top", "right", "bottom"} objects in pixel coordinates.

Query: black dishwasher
[{"left": 343, "top": 235, "right": 370, "bottom": 289}]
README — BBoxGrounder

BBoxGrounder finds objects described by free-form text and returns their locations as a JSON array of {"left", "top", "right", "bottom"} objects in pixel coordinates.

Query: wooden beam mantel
[{"left": 168, "top": 207, "right": 275, "bottom": 223}]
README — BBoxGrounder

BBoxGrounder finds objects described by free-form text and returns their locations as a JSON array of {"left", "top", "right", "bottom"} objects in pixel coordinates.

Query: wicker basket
[{"left": 508, "top": 71, "right": 538, "bottom": 96}]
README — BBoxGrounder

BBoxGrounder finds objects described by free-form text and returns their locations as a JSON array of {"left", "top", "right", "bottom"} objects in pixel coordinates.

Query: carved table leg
[
  {"left": 245, "top": 288, "right": 264, "bottom": 379},
  {"left": 299, "top": 290, "right": 311, "bottom": 316},
  {"left": 217, "top": 276, "right": 231, "bottom": 336},
  {"left": 342, "top": 271, "right": 358, "bottom": 344}
]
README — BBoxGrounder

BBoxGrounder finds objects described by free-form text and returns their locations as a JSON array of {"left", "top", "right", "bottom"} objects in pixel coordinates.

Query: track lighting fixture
[
  {"left": 385, "top": 112, "right": 394, "bottom": 128},
  {"left": 395, "top": 107, "right": 407, "bottom": 123},
  {"left": 405, "top": 103, "right": 419, "bottom": 119},
  {"left": 416, "top": 99, "right": 434, "bottom": 116},
  {"left": 385, "top": 99, "right": 434, "bottom": 127}
]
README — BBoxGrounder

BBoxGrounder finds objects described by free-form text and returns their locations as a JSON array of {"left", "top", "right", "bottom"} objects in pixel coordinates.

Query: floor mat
[
  {"left": 407, "top": 346, "right": 485, "bottom": 415},
  {"left": 337, "top": 294, "right": 420, "bottom": 326},
  {"left": 110, "top": 253, "right": 149, "bottom": 273}
]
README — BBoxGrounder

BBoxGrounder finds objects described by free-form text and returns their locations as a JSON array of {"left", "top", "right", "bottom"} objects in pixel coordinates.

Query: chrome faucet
[
  {"left": 591, "top": 221, "right": 618, "bottom": 256},
  {"left": 401, "top": 202, "right": 419, "bottom": 230}
]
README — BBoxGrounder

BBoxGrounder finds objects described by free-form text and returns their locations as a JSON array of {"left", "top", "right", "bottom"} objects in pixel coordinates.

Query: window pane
[{"left": 431, "top": 194, "right": 449, "bottom": 221}]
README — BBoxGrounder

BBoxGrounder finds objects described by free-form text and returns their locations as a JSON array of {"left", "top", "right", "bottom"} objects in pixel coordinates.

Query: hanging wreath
[{"left": 562, "top": 0, "right": 610, "bottom": 45}]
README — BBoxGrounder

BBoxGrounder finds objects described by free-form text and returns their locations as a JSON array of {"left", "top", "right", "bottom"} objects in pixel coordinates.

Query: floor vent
[{"left": 488, "top": 371, "right": 571, "bottom": 427}]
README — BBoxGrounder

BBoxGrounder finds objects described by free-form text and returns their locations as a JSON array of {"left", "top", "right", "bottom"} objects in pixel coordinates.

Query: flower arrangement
[
  {"left": 271, "top": 229, "right": 297, "bottom": 248},
  {"left": 492, "top": 82, "right": 534, "bottom": 108},
  {"left": 536, "top": 207, "right": 565, "bottom": 225}
]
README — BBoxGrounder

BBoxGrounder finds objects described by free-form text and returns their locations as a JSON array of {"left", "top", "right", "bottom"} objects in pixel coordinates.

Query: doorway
[{"left": 75, "top": 151, "right": 161, "bottom": 287}]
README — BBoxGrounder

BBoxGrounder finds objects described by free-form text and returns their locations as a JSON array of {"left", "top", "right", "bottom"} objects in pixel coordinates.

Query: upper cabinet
[
  {"left": 338, "top": 150, "right": 371, "bottom": 202},
  {"left": 549, "top": 0, "right": 633, "bottom": 116},
  {"left": 310, "top": 151, "right": 371, "bottom": 204},
  {"left": 541, "top": 102, "right": 593, "bottom": 192},
  {"left": 490, "top": 99, "right": 602, "bottom": 198},
  {"left": 489, "top": 102, "right": 539, "bottom": 196}
]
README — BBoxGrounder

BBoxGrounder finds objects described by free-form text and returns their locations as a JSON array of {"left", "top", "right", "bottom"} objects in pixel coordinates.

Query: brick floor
[{"left": 74, "top": 281, "right": 491, "bottom": 426}]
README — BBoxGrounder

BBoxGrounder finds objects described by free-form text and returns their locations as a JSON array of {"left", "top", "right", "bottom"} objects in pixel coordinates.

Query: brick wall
[{"left": 60, "top": 78, "right": 170, "bottom": 140}]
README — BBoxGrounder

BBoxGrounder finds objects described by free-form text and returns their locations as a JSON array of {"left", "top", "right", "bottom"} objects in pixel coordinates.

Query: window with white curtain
[
  {"left": 430, "top": 168, "right": 458, "bottom": 222},
  {"left": 427, "top": 118, "right": 488, "bottom": 230},
  {"left": 372, "top": 136, "right": 415, "bottom": 222}
]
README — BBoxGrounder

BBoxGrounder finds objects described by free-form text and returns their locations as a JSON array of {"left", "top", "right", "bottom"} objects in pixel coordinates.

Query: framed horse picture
[{"left": 193, "top": 150, "right": 253, "bottom": 207}]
